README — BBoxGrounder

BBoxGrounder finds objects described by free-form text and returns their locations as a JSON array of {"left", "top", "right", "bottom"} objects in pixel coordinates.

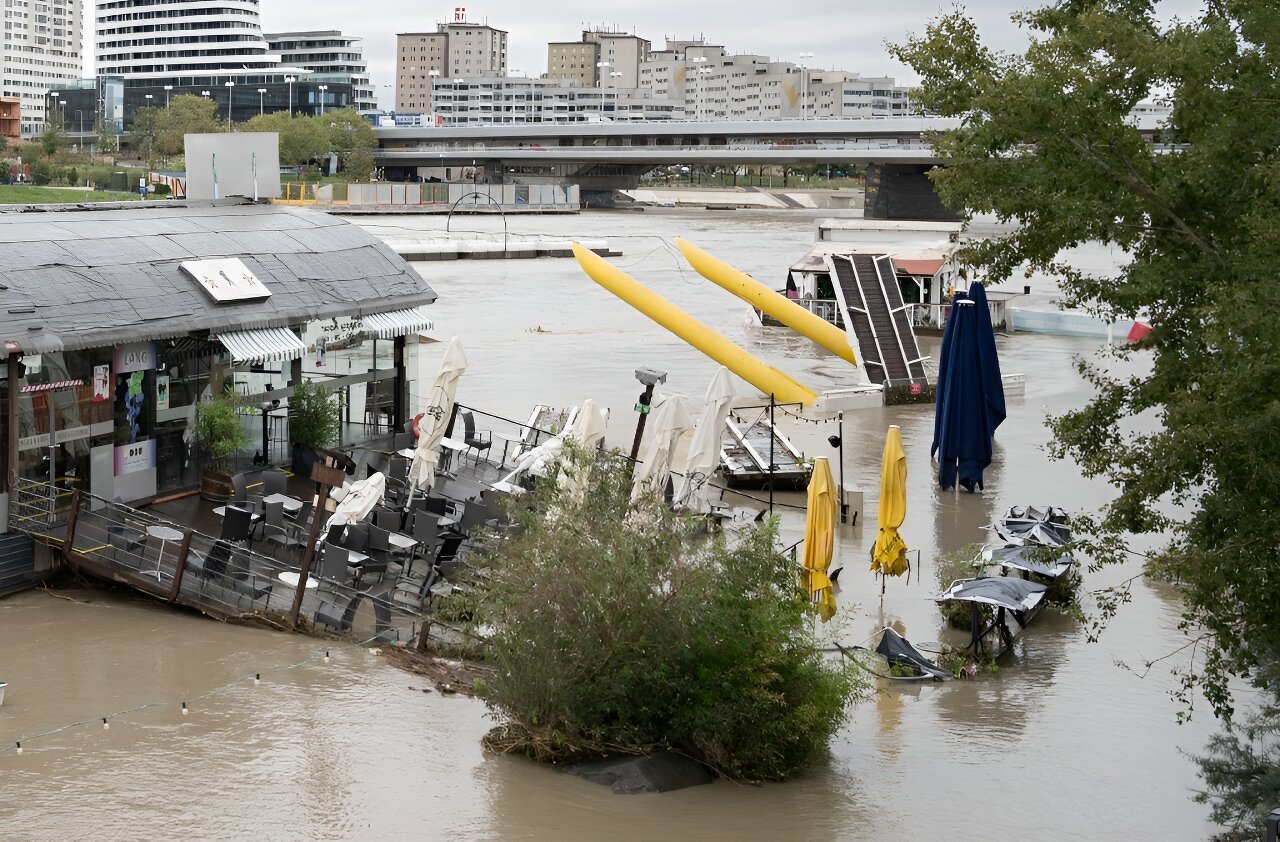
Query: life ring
[{"left": 411, "top": 412, "right": 424, "bottom": 439}]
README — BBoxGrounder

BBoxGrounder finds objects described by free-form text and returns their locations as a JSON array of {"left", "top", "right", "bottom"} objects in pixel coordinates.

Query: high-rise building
[
  {"left": 266, "top": 31, "right": 376, "bottom": 113},
  {"left": 547, "top": 30, "right": 650, "bottom": 90},
  {"left": 396, "top": 18, "right": 507, "bottom": 114},
  {"left": 89, "top": 0, "right": 359, "bottom": 128},
  {"left": 3, "top": 0, "right": 81, "bottom": 136}
]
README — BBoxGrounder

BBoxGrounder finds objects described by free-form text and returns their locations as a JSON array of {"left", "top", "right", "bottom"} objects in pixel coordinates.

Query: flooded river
[{"left": 0, "top": 209, "right": 1219, "bottom": 837}]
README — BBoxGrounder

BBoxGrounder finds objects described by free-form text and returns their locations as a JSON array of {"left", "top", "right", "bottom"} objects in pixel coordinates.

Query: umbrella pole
[{"left": 768, "top": 393, "right": 775, "bottom": 516}]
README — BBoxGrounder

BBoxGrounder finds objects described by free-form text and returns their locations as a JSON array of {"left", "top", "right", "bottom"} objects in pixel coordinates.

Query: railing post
[
  {"left": 167, "top": 527, "right": 193, "bottom": 603},
  {"left": 63, "top": 489, "right": 82, "bottom": 562}
]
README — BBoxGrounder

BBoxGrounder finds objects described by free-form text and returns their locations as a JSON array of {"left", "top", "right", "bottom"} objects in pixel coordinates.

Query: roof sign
[{"left": 180, "top": 258, "right": 272, "bottom": 303}]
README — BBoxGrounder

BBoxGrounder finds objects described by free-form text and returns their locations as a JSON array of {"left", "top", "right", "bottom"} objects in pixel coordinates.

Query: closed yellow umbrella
[
  {"left": 870, "top": 425, "right": 910, "bottom": 583},
  {"left": 801, "top": 457, "right": 838, "bottom": 622}
]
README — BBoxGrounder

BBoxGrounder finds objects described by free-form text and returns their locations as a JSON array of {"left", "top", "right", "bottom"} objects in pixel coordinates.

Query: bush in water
[{"left": 472, "top": 443, "right": 864, "bottom": 783}]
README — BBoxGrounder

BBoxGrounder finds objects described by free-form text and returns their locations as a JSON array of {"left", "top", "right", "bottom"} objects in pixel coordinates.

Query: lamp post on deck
[
  {"left": 285, "top": 76, "right": 296, "bottom": 116},
  {"left": 318, "top": 84, "right": 328, "bottom": 117},
  {"left": 257, "top": 88, "right": 266, "bottom": 116},
  {"left": 797, "top": 51, "right": 814, "bottom": 120},
  {"left": 629, "top": 367, "right": 668, "bottom": 466},
  {"left": 224, "top": 81, "right": 235, "bottom": 130},
  {"left": 163, "top": 84, "right": 173, "bottom": 108}
]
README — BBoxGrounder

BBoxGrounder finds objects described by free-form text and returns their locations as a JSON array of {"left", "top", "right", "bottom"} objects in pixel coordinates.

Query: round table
[
  {"left": 146, "top": 525, "right": 183, "bottom": 580},
  {"left": 278, "top": 571, "right": 318, "bottom": 589}
]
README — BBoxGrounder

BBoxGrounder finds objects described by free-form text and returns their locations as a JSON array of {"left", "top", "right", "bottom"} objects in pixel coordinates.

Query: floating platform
[
  {"left": 719, "top": 413, "right": 812, "bottom": 488},
  {"left": 387, "top": 237, "right": 619, "bottom": 261}
]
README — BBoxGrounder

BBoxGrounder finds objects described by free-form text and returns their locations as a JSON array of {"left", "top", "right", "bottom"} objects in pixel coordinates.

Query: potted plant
[
  {"left": 195, "top": 388, "right": 249, "bottom": 500},
  {"left": 289, "top": 380, "right": 341, "bottom": 475}
]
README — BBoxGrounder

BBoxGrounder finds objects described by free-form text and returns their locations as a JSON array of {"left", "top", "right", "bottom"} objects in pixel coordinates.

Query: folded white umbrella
[
  {"left": 324, "top": 471, "right": 386, "bottom": 535},
  {"left": 674, "top": 367, "right": 735, "bottom": 514},
  {"left": 406, "top": 337, "right": 467, "bottom": 501},
  {"left": 630, "top": 394, "right": 694, "bottom": 502}
]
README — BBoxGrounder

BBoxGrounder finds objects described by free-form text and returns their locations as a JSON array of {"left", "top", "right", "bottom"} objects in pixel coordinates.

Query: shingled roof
[{"left": 0, "top": 200, "right": 436, "bottom": 355}]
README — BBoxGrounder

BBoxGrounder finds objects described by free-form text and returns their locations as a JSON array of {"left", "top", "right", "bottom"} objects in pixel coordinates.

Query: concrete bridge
[
  {"left": 373, "top": 113, "right": 1168, "bottom": 218},
  {"left": 374, "top": 117, "right": 962, "bottom": 218}
]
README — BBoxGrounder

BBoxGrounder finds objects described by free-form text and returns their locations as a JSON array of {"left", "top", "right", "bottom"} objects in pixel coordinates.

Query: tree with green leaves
[
  {"left": 472, "top": 444, "right": 864, "bottom": 782},
  {"left": 895, "top": 0, "right": 1280, "bottom": 719},
  {"left": 244, "top": 111, "right": 327, "bottom": 166},
  {"left": 40, "top": 111, "right": 64, "bottom": 159},
  {"left": 893, "top": 1, "right": 1280, "bottom": 826},
  {"left": 151, "top": 94, "right": 223, "bottom": 159}
]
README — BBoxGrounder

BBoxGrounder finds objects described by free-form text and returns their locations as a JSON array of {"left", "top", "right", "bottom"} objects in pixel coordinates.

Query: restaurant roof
[{"left": 0, "top": 200, "right": 437, "bottom": 355}]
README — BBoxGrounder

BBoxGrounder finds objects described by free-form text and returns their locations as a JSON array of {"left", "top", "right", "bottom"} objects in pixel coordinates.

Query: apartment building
[
  {"left": 546, "top": 29, "right": 651, "bottom": 89},
  {"left": 430, "top": 75, "right": 679, "bottom": 124},
  {"left": 396, "top": 19, "right": 506, "bottom": 113},
  {"left": 3, "top": 0, "right": 81, "bottom": 135}
]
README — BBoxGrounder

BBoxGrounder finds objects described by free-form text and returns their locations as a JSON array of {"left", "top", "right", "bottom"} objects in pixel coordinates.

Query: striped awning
[
  {"left": 362, "top": 307, "right": 434, "bottom": 340},
  {"left": 216, "top": 326, "right": 307, "bottom": 365}
]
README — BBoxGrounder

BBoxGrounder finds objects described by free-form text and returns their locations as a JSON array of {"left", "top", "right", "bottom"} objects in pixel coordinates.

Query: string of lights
[{"left": 1, "top": 633, "right": 388, "bottom": 756}]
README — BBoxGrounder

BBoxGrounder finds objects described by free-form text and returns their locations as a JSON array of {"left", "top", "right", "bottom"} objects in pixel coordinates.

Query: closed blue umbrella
[
  {"left": 966, "top": 282, "right": 1006, "bottom": 438},
  {"left": 931, "top": 297, "right": 996, "bottom": 491}
]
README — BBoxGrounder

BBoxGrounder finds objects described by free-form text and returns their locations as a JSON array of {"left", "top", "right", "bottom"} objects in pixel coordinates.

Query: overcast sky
[{"left": 89, "top": 1, "right": 1207, "bottom": 108}]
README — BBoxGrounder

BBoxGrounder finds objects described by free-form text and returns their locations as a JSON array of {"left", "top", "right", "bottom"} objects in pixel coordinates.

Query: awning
[
  {"left": 216, "top": 326, "right": 306, "bottom": 365},
  {"left": 363, "top": 307, "right": 434, "bottom": 339},
  {"left": 893, "top": 258, "right": 945, "bottom": 277}
]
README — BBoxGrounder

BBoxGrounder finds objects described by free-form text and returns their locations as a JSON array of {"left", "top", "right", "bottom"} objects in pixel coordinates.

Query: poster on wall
[
  {"left": 156, "top": 374, "right": 170, "bottom": 410},
  {"left": 92, "top": 365, "right": 111, "bottom": 402}
]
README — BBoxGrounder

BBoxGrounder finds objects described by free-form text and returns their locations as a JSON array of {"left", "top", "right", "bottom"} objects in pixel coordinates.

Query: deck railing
[{"left": 46, "top": 489, "right": 430, "bottom": 643}]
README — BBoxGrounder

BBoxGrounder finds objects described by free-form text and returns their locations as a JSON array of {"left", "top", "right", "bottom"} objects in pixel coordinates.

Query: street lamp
[
  {"left": 163, "top": 84, "right": 173, "bottom": 108},
  {"left": 609, "top": 71, "right": 622, "bottom": 117},
  {"left": 144, "top": 93, "right": 153, "bottom": 110},
  {"left": 257, "top": 88, "right": 266, "bottom": 116},
  {"left": 797, "top": 51, "right": 814, "bottom": 120},
  {"left": 318, "top": 84, "right": 328, "bottom": 117},
  {"left": 285, "top": 76, "right": 296, "bottom": 116},
  {"left": 428, "top": 69, "right": 440, "bottom": 118},
  {"left": 224, "top": 81, "right": 235, "bottom": 130}
]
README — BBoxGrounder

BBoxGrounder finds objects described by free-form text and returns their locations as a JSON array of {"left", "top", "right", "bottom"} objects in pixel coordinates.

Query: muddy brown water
[{"left": 0, "top": 210, "right": 1219, "bottom": 837}]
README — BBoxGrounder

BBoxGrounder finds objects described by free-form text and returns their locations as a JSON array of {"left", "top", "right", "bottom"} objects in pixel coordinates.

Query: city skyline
[{"left": 77, "top": 1, "right": 1207, "bottom": 110}]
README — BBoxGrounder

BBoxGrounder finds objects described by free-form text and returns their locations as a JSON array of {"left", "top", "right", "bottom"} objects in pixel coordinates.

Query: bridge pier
[{"left": 863, "top": 163, "right": 959, "bottom": 222}]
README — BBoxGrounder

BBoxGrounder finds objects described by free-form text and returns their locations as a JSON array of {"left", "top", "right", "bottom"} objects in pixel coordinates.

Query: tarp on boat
[
  {"left": 937, "top": 576, "right": 1047, "bottom": 612},
  {"left": 984, "top": 545, "right": 1075, "bottom": 579},
  {"left": 875, "top": 628, "right": 951, "bottom": 680}
]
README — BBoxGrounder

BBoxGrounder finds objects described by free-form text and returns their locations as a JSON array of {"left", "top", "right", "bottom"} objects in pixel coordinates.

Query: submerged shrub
[{"left": 472, "top": 444, "right": 864, "bottom": 782}]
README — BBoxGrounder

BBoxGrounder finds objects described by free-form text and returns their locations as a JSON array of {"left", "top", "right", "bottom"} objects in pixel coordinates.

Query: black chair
[
  {"left": 435, "top": 532, "right": 465, "bottom": 570},
  {"left": 373, "top": 507, "right": 403, "bottom": 533},
  {"left": 316, "top": 543, "right": 350, "bottom": 584},
  {"left": 461, "top": 410, "right": 492, "bottom": 465},
  {"left": 354, "top": 526, "right": 392, "bottom": 585},
  {"left": 324, "top": 522, "right": 346, "bottom": 545},
  {"left": 393, "top": 432, "right": 414, "bottom": 451},
  {"left": 262, "top": 499, "right": 304, "bottom": 558},
  {"left": 420, "top": 495, "right": 449, "bottom": 517},
  {"left": 220, "top": 505, "right": 255, "bottom": 546},
  {"left": 262, "top": 469, "right": 288, "bottom": 497},
  {"left": 290, "top": 500, "right": 314, "bottom": 535},
  {"left": 453, "top": 500, "right": 492, "bottom": 537},
  {"left": 106, "top": 524, "right": 146, "bottom": 564},
  {"left": 231, "top": 474, "right": 262, "bottom": 513},
  {"left": 341, "top": 522, "right": 370, "bottom": 554}
]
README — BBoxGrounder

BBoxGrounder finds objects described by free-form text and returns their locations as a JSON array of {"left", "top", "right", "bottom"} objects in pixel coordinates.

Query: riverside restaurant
[{"left": 0, "top": 199, "right": 436, "bottom": 538}]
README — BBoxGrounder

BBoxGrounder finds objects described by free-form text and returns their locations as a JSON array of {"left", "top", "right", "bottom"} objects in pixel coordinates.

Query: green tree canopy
[
  {"left": 472, "top": 445, "right": 863, "bottom": 782},
  {"left": 40, "top": 110, "right": 64, "bottom": 159},
  {"left": 151, "top": 94, "right": 223, "bottom": 158},
  {"left": 892, "top": 1, "right": 1280, "bottom": 722},
  {"left": 322, "top": 107, "right": 375, "bottom": 154},
  {"left": 243, "top": 111, "right": 327, "bottom": 166}
]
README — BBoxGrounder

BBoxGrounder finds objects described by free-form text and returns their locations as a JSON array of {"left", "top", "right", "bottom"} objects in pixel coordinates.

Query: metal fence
[{"left": 11, "top": 481, "right": 431, "bottom": 644}]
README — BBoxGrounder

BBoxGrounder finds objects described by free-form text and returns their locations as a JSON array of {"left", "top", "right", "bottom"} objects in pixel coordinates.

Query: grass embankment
[{"left": 0, "top": 185, "right": 145, "bottom": 204}]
